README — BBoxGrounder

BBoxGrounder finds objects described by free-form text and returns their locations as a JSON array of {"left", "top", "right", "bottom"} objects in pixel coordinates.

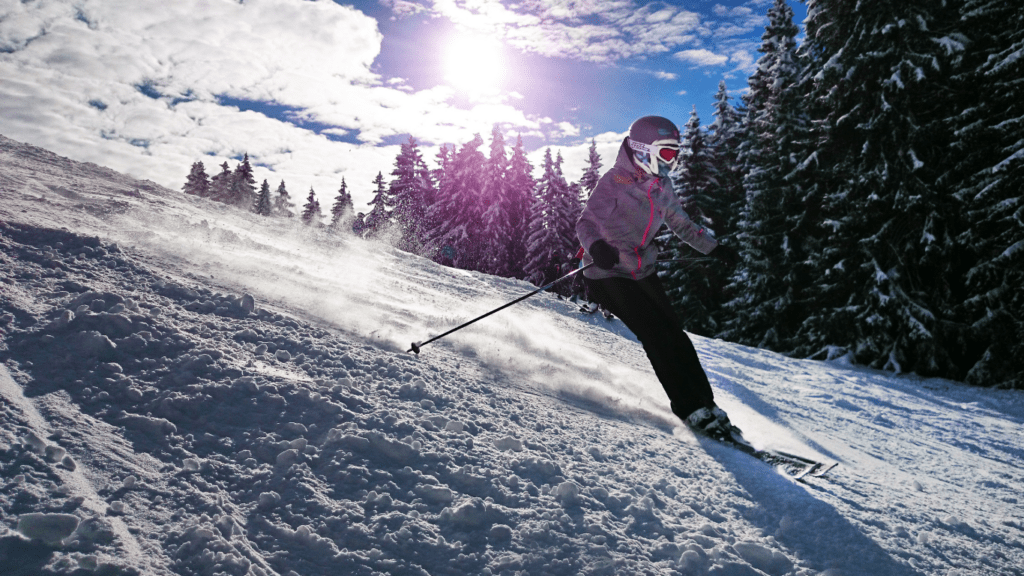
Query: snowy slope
[{"left": 1, "top": 133, "right": 1023, "bottom": 576}]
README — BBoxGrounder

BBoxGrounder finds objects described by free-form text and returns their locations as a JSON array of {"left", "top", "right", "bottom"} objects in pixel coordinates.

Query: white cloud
[
  {"left": 728, "top": 48, "right": 758, "bottom": 75},
  {"left": 406, "top": 0, "right": 702, "bottom": 63},
  {"left": 674, "top": 49, "right": 729, "bottom": 67},
  {"left": 557, "top": 122, "right": 580, "bottom": 138},
  {"left": 0, "top": 0, "right": 549, "bottom": 209}
]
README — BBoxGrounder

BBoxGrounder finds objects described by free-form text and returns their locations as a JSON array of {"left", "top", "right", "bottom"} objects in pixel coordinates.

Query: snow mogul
[{"left": 575, "top": 115, "right": 741, "bottom": 441}]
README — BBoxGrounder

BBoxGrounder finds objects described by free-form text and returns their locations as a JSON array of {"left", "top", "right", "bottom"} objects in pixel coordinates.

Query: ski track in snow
[{"left": 1, "top": 133, "right": 1023, "bottom": 575}]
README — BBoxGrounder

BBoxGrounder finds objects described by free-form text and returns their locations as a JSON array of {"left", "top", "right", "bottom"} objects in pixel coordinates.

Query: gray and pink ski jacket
[{"left": 576, "top": 138, "right": 718, "bottom": 281}]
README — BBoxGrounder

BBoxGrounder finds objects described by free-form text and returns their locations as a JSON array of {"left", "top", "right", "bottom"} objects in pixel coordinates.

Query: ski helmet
[{"left": 627, "top": 116, "right": 681, "bottom": 176}]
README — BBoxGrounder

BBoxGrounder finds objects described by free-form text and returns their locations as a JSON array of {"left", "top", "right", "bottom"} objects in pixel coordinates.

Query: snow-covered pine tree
[
  {"left": 425, "top": 135, "right": 487, "bottom": 270},
  {"left": 505, "top": 135, "right": 535, "bottom": 279},
  {"left": 253, "top": 179, "right": 272, "bottom": 216},
  {"left": 722, "top": 0, "right": 813, "bottom": 350},
  {"left": 227, "top": 153, "right": 257, "bottom": 208},
  {"left": 301, "top": 187, "right": 323, "bottom": 226},
  {"left": 479, "top": 126, "right": 512, "bottom": 276},
  {"left": 792, "top": 0, "right": 965, "bottom": 377},
  {"left": 272, "top": 180, "right": 294, "bottom": 218},
  {"left": 946, "top": 0, "right": 1024, "bottom": 388},
  {"left": 329, "top": 178, "right": 354, "bottom": 231},
  {"left": 388, "top": 137, "right": 434, "bottom": 253},
  {"left": 556, "top": 151, "right": 584, "bottom": 255},
  {"left": 363, "top": 172, "right": 392, "bottom": 238},
  {"left": 524, "top": 149, "right": 576, "bottom": 291},
  {"left": 659, "top": 107, "right": 724, "bottom": 336},
  {"left": 707, "top": 81, "right": 746, "bottom": 243},
  {"left": 209, "top": 162, "right": 233, "bottom": 204},
  {"left": 182, "top": 161, "right": 210, "bottom": 197},
  {"left": 351, "top": 212, "right": 367, "bottom": 236},
  {"left": 580, "top": 138, "right": 602, "bottom": 197}
]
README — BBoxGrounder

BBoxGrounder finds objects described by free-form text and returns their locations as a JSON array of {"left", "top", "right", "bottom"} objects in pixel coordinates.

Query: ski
[
  {"left": 702, "top": 429, "right": 837, "bottom": 480},
  {"left": 748, "top": 447, "right": 836, "bottom": 480}
]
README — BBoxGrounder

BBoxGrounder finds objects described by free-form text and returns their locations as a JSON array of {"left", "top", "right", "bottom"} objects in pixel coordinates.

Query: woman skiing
[{"left": 575, "top": 115, "right": 741, "bottom": 441}]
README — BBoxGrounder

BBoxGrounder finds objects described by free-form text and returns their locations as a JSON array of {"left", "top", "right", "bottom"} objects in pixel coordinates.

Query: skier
[{"left": 575, "top": 115, "right": 741, "bottom": 442}]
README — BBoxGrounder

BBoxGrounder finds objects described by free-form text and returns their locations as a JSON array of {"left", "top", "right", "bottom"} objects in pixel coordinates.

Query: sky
[{"left": 0, "top": 0, "right": 805, "bottom": 210}]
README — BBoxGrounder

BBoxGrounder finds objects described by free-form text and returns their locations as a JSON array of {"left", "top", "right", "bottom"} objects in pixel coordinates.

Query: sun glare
[{"left": 443, "top": 33, "right": 506, "bottom": 96}]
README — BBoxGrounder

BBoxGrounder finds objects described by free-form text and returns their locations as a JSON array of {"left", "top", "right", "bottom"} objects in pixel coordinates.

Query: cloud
[
  {"left": 728, "top": 48, "right": 758, "bottom": 75},
  {"left": 0, "top": 0, "right": 547, "bottom": 209},
  {"left": 674, "top": 49, "right": 729, "bottom": 67},
  {"left": 556, "top": 122, "right": 580, "bottom": 138},
  {"left": 396, "top": 0, "right": 702, "bottom": 63}
]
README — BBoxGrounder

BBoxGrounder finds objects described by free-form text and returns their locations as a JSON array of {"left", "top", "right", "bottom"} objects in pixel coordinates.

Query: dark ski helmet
[{"left": 628, "top": 116, "right": 681, "bottom": 176}]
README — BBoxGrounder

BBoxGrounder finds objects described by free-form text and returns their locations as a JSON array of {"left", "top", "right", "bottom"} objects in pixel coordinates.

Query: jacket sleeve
[
  {"left": 663, "top": 194, "right": 718, "bottom": 255},
  {"left": 575, "top": 174, "right": 617, "bottom": 251}
]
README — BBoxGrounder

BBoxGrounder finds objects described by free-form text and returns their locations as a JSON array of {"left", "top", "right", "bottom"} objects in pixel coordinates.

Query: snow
[{"left": 2, "top": 133, "right": 1024, "bottom": 575}]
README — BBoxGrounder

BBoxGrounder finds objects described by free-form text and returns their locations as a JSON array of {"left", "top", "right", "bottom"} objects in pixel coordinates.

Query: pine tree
[
  {"left": 363, "top": 172, "right": 391, "bottom": 238},
  {"left": 209, "top": 162, "right": 233, "bottom": 204},
  {"left": 524, "top": 149, "right": 576, "bottom": 291},
  {"left": 352, "top": 212, "right": 367, "bottom": 236},
  {"left": 947, "top": 0, "right": 1024, "bottom": 388},
  {"left": 253, "top": 179, "right": 272, "bottom": 216},
  {"left": 723, "top": 0, "right": 813, "bottom": 349},
  {"left": 272, "top": 180, "right": 294, "bottom": 218},
  {"left": 182, "top": 161, "right": 210, "bottom": 197},
  {"left": 226, "top": 153, "right": 257, "bottom": 208},
  {"left": 661, "top": 107, "right": 724, "bottom": 336},
  {"left": 792, "top": 0, "right": 965, "bottom": 377},
  {"left": 480, "top": 125, "right": 512, "bottom": 276},
  {"left": 425, "top": 135, "right": 487, "bottom": 270},
  {"left": 556, "top": 152, "right": 584, "bottom": 253},
  {"left": 389, "top": 137, "right": 434, "bottom": 252},
  {"left": 707, "top": 81, "right": 746, "bottom": 241},
  {"left": 301, "top": 187, "right": 323, "bottom": 226},
  {"left": 580, "top": 138, "right": 602, "bottom": 197},
  {"left": 329, "top": 178, "right": 354, "bottom": 231},
  {"left": 505, "top": 135, "right": 535, "bottom": 279}
]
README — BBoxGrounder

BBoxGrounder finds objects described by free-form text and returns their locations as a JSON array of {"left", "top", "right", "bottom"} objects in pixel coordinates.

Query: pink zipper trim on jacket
[{"left": 632, "top": 178, "right": 660, "bottom": 280}]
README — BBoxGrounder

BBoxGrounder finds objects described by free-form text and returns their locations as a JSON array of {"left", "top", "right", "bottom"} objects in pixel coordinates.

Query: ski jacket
[{"left": 576, "top": 138, "right": 718, "bottom": 281}]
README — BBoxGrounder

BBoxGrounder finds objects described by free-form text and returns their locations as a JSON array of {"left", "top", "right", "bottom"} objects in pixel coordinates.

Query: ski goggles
[
  {"left": 628, "top": 138, "right": 681, "bottom": 173},
  {"left": 629, "top": 138, "right": 680, "bottom": 160}
]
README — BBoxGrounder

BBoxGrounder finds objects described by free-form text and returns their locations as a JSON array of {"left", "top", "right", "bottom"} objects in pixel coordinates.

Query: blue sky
[{"left": 0, "top": 0, "right": 805, "bottom": 210}]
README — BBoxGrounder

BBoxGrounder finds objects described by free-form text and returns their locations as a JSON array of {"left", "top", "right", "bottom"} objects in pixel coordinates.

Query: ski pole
[
  {"left": 408, "top": 262, "right": 595, "bottom": 354},
  {"left": 656, "top": 257, "right": 717, "bottom": 264}
]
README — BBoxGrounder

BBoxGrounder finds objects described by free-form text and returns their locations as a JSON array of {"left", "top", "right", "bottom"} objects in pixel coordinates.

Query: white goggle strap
[
  {"left": 628, "top": 139, "right": 652, "bottom": 155},
  {"left": 628, "top": 139, "right": 655, "bottom": 173}
]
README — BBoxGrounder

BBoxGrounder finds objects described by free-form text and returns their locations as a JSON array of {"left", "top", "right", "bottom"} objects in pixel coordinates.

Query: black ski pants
[{"left": 585, "top": 273, "right": 715, "bottom": 420}]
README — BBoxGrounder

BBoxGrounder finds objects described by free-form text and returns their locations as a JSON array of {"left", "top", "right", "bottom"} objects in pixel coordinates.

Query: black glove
[
  {"left": 589, "top": 239, "right": 620, "bottom": 270},
  {"left": 710, "top": 244, "right": 740, "bottom": 268}
]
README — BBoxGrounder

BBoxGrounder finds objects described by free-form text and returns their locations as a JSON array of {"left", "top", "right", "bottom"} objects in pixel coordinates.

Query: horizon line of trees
[
  {"left": 181, "top": 131, "right": 602, "bottom": 292},
  {"left": 179, "top": 0, "right": 1021, "bottom": 389},
  {"left": 182, "top": 154, "right": 356, "bottom": 230}
]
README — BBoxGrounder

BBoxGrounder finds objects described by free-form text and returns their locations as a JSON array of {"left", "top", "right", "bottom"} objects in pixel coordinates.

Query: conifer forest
[{"left": 180, "top": 0, "right": 1022, "bottom": 389}]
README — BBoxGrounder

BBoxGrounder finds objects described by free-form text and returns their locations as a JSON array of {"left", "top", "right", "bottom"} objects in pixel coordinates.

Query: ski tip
[
  {"left": 813, "top": 462, "right": 838, "bottom": 477},
  {"left": 792, "top": 462, "right": 822, "bottom": 481}
]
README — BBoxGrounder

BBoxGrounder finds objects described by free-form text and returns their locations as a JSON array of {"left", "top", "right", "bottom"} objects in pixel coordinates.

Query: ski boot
[{"left": 685, "top": 406, "right": 750, "bottom": 449}]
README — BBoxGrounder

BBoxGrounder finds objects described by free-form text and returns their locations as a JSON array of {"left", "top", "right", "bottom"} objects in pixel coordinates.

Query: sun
[{"left": 443, "top": 33, "right": 506, "bottom": 97}]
